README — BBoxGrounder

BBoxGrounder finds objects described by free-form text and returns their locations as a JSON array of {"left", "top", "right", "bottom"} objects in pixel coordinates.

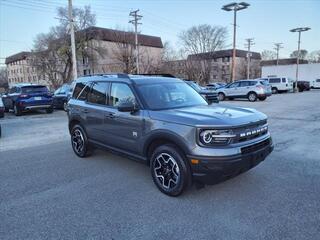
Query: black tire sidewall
[
  {"left": 218, "top": 93, "right": 225, "bottom": 101},
  {"left": 248, "top": 92, "right": 257, "bottom": 102},
  {"left": 71, "top": 124, "right": 91, "bottom": 158},
  {"left": 150, "top": 144, "right": 191, "bottom": 196}
]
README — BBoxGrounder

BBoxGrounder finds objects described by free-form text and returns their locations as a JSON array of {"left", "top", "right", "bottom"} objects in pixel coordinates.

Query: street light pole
[
  {"left": 222, "top": 2, "right": 250, "bottom": 82},
  {"left": 290, "top": 27, "right": 310, "bottom": 92}
]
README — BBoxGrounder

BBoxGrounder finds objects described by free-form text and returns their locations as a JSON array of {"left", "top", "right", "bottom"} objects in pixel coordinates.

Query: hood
[{"left": 148, "top": 104, "right": 267, "bottom": 127}]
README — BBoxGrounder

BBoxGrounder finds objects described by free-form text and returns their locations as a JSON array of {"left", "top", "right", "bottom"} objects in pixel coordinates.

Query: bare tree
[
  {"left": 178, "top": 24, "right": 227, "bottom": 84},
  {"left": 179, "top": 24, "right": 227, "bottom": 55},
  {"left": 0, "top": 67, "right": 8, "bottom": 90},
  {"left": 307, "top": 50, "right": 320, "bottom": 63},
  {"left": 261, "top": 50, "right": 277, "bottom": 60},
  {"left": 290, "top": 49, "right": 308, "bottom": 59},
  {"left": 31, "top": 5, "right": 98, "bottom": 88}
]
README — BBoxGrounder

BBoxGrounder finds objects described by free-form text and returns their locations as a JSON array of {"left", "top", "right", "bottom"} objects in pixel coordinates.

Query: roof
[
  {"left": 188, "top": 49, "right": 261, "bottom": 61},
  {"left": 5, "top": 51, "right": 31, "bottom": 64},
  {"left": 76, "top": 74, "right": 182, "bottom": 85},
  {"left": 261, "top": 58, "right": 309, "bottom": 66},
  {"left": 79, "top": 26, "right": 163, "bottom": 48}
]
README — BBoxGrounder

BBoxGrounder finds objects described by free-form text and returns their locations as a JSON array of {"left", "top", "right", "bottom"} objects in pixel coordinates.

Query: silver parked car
[{"left": 217, "top": 79, "right": 272, "bottom": 102}]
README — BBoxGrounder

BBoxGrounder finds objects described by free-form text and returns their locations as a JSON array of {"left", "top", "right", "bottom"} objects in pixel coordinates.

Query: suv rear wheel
[
  {"left": 150, "top": 144, "right": 191, "bottom": 196},
  {"left": 248, "top": 92, "right": 257, "bottom": 102},
  {"left": 218, "top": 92, "right": 225, "bottom": 101},
  {"left": 71, "top": 124, "right": 92, "bottom": 158}
]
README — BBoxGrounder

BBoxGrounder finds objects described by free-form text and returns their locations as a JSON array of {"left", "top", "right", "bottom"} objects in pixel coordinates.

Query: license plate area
[{"left": 34, "top": 97, "right": 42, "bottom": 100}]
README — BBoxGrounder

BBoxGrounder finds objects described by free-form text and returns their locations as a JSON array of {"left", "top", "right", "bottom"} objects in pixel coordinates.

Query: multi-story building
[
  {"left": 162, "top": 49, "right": 261, "bottom": 83},
  {"left": 5, "top": 52, "right": 46, "bottom": 87},
  {"left": 5, "top": 27, "right": 163, "bottom": 89}
]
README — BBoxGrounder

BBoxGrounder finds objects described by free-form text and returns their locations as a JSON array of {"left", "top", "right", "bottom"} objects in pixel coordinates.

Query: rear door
[
  {"left": 239, "top": 81, "right": 251, "bottom": 96},
  {"left": 84, "top": 81, "right": 110, "bottom": 142}
]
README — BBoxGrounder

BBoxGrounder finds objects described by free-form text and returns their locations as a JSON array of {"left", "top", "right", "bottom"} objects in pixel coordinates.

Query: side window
[
  {"left": 249, "top": 81, "right": 257, "bottom": 86},
  {"left": 229, "top": 82, "right": 240, "bottom": 88},
  {"left": 269, "top": 78, "right": 281, "bottom": 84},
  {"left": 240, "top": 81, "right": 249, "bottom": 87},
  {"left": 316, "top": 79, "right": 320, "bottom": 83},
  {"left": 282, "top": 78, "right": 286, "bottom": 83},
  {"left": 73, "top": 82, "right": 90, "bottom": 100},
  {"left": 9, "top": 87, "right": 16, "bottom": 94},
  {"left": 87, "top": 82, "right": 109, "bottom": 105},
  {"left": 110, "top": 83, "right": 136, "bottom": 107}
]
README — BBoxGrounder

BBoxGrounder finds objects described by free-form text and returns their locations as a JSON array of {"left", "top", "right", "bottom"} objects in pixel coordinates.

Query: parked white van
[
  {"left": 311, "top": 79, "right": 320, "bottom": 89},
  {"left": 259, "top": 77, "right": 294, "bottom": 93}
]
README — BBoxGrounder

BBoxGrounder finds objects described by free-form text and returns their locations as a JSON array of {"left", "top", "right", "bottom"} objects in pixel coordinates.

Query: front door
[
  {"left": 103, "top": 82, "right": 145, "bottom": 155},
  {"left": 225, "top": 82, "right": 240, "bottom": 96}
]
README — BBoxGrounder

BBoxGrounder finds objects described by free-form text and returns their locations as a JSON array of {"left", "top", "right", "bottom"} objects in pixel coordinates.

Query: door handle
[
  {"left": 105, "top": 113, "right": 115, "bottom": 119},
  {"left": 82, "top": 109, "right": 89, "bottom": 113}
]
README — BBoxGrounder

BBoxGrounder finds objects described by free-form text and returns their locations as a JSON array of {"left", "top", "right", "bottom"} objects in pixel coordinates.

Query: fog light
[{"left": 191, "top": 159, "right": 199, "bottom": 164}]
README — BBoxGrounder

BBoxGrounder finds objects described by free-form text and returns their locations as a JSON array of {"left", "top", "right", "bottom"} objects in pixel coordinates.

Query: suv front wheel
[
  {"left": 71, "top": 124, "right": 92, "bottom": 158},
  {"left": 150, "top": 144, "right": 191, "bottom": 196}
]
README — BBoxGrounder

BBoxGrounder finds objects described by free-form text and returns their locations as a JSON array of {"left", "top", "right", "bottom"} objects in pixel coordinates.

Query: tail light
[{"left": 257, "top": 86, "right": 263, "bottom": 90}]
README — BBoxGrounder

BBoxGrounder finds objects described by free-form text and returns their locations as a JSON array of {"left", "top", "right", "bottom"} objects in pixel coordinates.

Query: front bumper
[{"left": 188, "top": 137, "right": 274, "bottom": 185}]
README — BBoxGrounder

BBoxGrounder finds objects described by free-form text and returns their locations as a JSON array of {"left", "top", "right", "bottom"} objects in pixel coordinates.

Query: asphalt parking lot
[{"left": 1, "top": 90, "right": 320, "bottom": 240}]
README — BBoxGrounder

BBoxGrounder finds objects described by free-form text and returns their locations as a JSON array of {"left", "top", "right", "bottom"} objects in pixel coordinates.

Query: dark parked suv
[
  {"left": 68, "top": 74, "right": 273, "bottom": 196},
  {"left": 2, "top": 84, "right": 53, "bottom": 116}
]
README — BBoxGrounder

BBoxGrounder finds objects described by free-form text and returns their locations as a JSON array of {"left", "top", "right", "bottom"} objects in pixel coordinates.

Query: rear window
[
  {"left": 21, "top": 86, "right": 48, "bottom": 93},
  {"left": 269, "top": 78, "right": 281, "bottom": 83}
]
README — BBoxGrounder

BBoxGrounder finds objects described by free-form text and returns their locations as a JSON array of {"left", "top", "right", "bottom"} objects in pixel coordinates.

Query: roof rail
[
  {"left": 134, "top": 73, "right": 176, "bottom": 78},
  {"left": 81, "top": 73, "right": 130, "bottom": 79}
]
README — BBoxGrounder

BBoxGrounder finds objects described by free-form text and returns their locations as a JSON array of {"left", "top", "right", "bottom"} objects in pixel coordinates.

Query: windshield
[
  {"left": 137, "top": 82, "right": 208, "bottom": 110},
  {"left": 22, "top": 86, "right": 48, "bottom": 93},
  {"left": 188, "top": 81, "right": 202, "bottom": 91}
]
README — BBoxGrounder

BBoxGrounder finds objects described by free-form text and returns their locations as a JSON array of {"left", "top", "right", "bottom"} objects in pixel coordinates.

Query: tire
[
  {"left": 218, "top": 92, "right": 225, "bottom": 101},
  {"left": 70, "top": 124, "right": 92, "bottom": 158},
  {"left": 247, "top": 92, "right": 257, "bottom": 102},
  {"left": 4, "top": 107, "right": 9, "bottom": 113},
  {"left": 259, "top": 96, "right": 267, "bottom": 101},
  {"left": 14, "top": 104, "right": 22, "bottom": 116},
  {"left": 63, "top": 102, "right": 68, "bottom": 111},
  {"left": 150, "top": 144, "right": 191, "bottom": 197},
  {"left": 46, "top": 107, "right": 54, "bottom": 114},
  {"left": 271, "top": 87, "right": 278, "bottom": 94}
]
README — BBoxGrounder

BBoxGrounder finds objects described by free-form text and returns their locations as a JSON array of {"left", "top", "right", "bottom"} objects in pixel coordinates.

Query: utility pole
[
  {"left": 274, "top": 43, "right": 283, "bottom": 66},
  {"left": 222, "top": 2, "right": 250, "bottom": 82},
  {"left": 68, "top": 0, "right": 77, "bottom": 80},
  {"left": 244, "top": 38, "right": 254, "bottom": 79},
  {"left": 129, "top": 9, "right": 142, "bottom": 74},
  {"left": 290, "top": 27, "right": 311, "bottom": 92}
]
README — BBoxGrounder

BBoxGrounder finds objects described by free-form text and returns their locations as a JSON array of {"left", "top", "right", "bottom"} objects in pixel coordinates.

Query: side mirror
[{"left": 117, "top": 102, "right": 139, "bottom": 113}]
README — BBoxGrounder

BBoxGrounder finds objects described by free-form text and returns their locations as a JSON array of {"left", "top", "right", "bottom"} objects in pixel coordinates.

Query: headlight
[{"left": 199, "top": 129, "right": 235, "bottom": 145}]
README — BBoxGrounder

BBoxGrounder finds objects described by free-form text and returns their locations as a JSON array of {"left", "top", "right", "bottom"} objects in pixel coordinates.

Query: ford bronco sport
[{"left": 68, "top": 74, "right": 273, "bottom": 196}]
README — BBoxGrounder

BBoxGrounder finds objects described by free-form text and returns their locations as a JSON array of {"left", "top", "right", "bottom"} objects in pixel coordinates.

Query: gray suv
[{"left": 68, "top": 74, "right": 273, "bottom": 196}]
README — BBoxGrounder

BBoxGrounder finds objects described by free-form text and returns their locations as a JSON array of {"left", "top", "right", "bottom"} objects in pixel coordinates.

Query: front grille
[
  {"left": 232, "top": 120, "right": 268, "bottom": 143},
  {"left": 241, "top": 138, "right": 270, "bottom": 154}
]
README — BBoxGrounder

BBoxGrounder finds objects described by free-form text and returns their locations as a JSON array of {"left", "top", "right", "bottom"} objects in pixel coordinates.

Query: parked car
[
  {"left": 184, "top": 80, "right": 219, "bottom": 103},
  {"left": 2, "top": 84, "right": 53, "bottom": 116},
  {"left": 311, "top": 79, "right": 320, "bottom": 89},
  {"left": 0, "top": 97, "right": 4, "bottom": 118},
  {"left": 206, "top": 82, "right": 226, "bottom": 90},
  {"left": 293, "top": 81, "right": 310, "bottom": 92},
  {"left": 260, "top": 77, "right": 294, "bottom": 94},
  {"left": 68, "top": 74, "right": 273, "bottom": 196},
  {"left": 217, "top": 79, "right": 272, "bottom": 102},
  {"left": 53, "top": 84, "right": 71, "bottom": 111}
]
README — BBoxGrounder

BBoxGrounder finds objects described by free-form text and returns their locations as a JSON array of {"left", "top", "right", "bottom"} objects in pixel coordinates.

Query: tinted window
[
  {"left": 137, "top": 82, "right": 207, "bottom": 110},
  {"left": 269, "top": 78, "right": 281, "bottom": 83},
  {"left": 249, "top": 81, "right": 257, "bottom": 86},
  {"left": 240, "top": 81, "right": 250, "bottom": 87},
  {"left": 88, "top": 82, "right": 109, "bottom": 105},
  {"left": 110, "top": 83, "right": 136, "bottom": 107},
  {"left": 316, "top": 79, "right": 320, "bottom": 82},
  {"left": 282, "top": 78, "right": 286, "bottom": 83},
  {"left": 21, "top": 86, "right": 48, "bottom": 93},
  {"left": 73, "top": 82, "right": 90, "bottom": 100},
  {"left": 9, "top": 87, "right": 16, "bottom": 94},
  {"left": 228, "top": 82, "right": 240, "bottom": 88}
]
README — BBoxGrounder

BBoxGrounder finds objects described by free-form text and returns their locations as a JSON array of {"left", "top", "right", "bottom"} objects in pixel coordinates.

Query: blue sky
[{"left": 1, "top": 0, "right": 319, "bottom": 65}]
